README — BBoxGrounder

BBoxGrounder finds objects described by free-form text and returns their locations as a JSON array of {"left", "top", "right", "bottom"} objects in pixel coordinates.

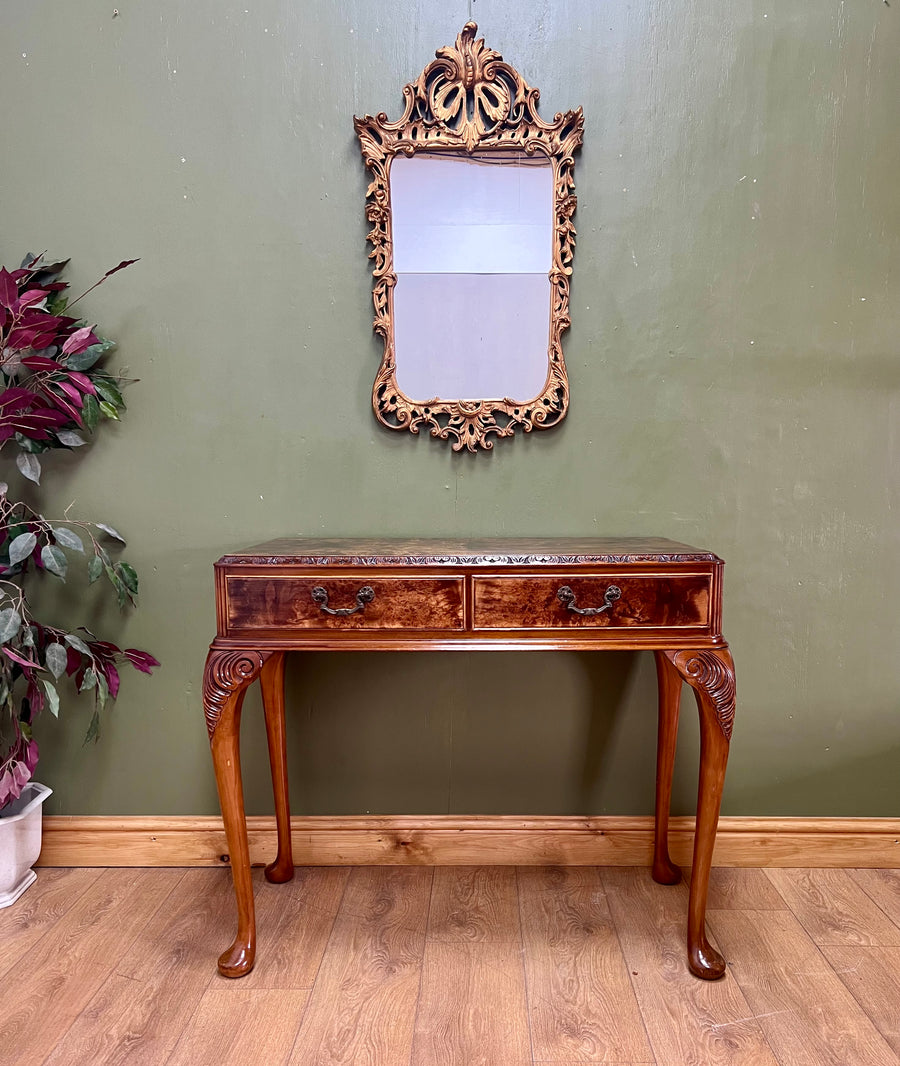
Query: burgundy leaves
[
  {"left": 0, "top": 733, "right": 38, "bottom": 809},
  {"left": 61, "top": 325, "right": 100, "bottom": 356},
  {"left": 0, "top": 268, "right": 19, "bottom": 311},
  {"left": 0, "top": 253, "right": 137, "bottom": 484},
  {"left": 0, "top": 389, "right": 69, "bottom": 444},
  {"left": 123, "top": 648, "right": 159, "bottom": 674}
]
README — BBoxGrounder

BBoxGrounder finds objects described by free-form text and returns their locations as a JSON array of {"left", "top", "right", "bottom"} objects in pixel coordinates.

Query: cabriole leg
[
  {"left": 260, "top": 651, "right": 294, "bottom": 883},
  {"left": 664, "top": 646, "right": 735, "bottom": 980},
  {"left": 652, "top": 650, "right": 682, "bottom": 885},
  {"left": 203, "top": 647, "right": 270, "bottom": 978}
]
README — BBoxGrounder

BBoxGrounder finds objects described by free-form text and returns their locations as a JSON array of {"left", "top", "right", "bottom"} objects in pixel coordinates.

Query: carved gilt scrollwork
[
  {"left": 354, "top": 22, "right": 584, "bottom": 451},
  {"left": 666, "top": 648, "right": 736, "bottom": 740},
  {"left": 202, "top": 649, "right": 269, "bottom": 739}
]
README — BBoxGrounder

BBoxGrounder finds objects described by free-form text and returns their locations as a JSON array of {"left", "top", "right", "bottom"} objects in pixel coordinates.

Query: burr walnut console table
[{"left": 202, "top": 537, "right": 736, "bottom": 980}]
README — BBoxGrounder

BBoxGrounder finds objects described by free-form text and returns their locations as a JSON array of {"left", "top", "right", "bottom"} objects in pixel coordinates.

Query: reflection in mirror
[
  {"left": 394, "top": 273, "right": 550, "bottom": 401},
  {"left": 391, "top": 153, "right": 552, "bottom": 274},
  {"left": 391, "top": 152, "right": 553, "bottom": 401},
  {"left": 355, "top": 22, "right": 583, "bottom": 450}
]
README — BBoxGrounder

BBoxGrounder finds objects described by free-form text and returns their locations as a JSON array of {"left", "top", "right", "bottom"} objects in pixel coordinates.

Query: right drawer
[{"left": 472, "top": 573, "right": 711, "bottom": 631}]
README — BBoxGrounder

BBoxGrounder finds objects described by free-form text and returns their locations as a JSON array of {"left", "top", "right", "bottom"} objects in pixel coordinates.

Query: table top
[{"left": 217, "top": 537, "right": 721, "bottom": 567}]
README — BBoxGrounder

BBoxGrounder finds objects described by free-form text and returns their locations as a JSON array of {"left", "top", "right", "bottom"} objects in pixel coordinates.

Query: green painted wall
[{"left": 1, "top": 1, "right": 897, "bottom": 817}]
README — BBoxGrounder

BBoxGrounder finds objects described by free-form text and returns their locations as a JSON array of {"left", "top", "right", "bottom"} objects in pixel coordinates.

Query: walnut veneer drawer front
[
  {"left": 472, "top": 574, "right": 711, "bottom": 631},
  {"left": 225, "top": 576, "right": 464, "bottom": 631}
]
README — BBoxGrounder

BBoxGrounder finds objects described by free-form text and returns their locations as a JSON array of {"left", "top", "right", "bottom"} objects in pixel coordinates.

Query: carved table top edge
[{"left": 217, "top": 537, "right": 722, "bottom": 568}]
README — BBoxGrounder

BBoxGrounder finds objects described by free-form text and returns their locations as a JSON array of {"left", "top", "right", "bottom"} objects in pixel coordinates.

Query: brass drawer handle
[
  {"left": 556, "top": 584, "right": 622, "bottom": 616},
  {"left": 311, "top": 585, "right": 375, "bottom": 616}
]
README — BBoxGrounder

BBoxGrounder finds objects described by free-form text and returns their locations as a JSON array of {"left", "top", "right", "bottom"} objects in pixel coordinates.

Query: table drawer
[
  {"left": 472, "top": 574, "right": 711, "bottom": 631},
  {"left": 225, "top": 575, "right": 464, "bottom": 631}
]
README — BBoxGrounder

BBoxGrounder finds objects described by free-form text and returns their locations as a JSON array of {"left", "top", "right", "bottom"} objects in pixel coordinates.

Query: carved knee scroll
[
  {"left": 664, "top": 647, "right": 735, "bottom": 740},
  {"left": 203, "top": 649, "right": 271, "bottom": 738}
]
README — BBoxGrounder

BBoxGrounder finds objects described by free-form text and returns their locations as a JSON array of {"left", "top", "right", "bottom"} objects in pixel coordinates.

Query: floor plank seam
[
  {"left": 158, "top": 979, "right": 213, "bottom": 1066},
  {"left": 599, "top": 867, "right": 660, "bottom": 1066},
  {"left": 819, "top": 949, "right": 900, "bottom": 1065},
  {"left": 283, "top": 865, "right": 357, "bottom": 1065},
  {"left": 767, "top": 867, "right": 900, "bottom": 949},
  {"left": 402, "top": 866, "right": 433, "bottom": 1066},
  {"left": 514, "top": 867, "right": 539, "bottom": 1066},
  {"left": 94, "top": 869, "right": 191, "bottom": 979},
  {"left": 849, "top": 870, "right": 900, "bottom": 942},
  {"left": 0, "top": 867, "right": 107, "bottom": 984}
]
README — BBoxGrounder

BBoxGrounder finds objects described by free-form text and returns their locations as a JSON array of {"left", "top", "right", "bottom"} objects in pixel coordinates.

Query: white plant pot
[{"left": 0, "top": 782, "right": 53, "bottom": 908}]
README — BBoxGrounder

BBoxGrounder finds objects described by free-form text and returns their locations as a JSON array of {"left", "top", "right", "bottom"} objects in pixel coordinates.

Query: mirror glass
[{"left": 391, "top": 151, "right": 553, "bottom": 402}]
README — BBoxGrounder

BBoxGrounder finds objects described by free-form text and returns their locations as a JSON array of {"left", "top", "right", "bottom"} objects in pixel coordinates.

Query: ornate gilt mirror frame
[{"left": 354, "top": 23, "right": 584, "bottom": 451}]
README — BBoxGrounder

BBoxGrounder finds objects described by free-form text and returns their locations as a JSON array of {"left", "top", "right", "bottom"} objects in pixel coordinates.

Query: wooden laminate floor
[{"left": 3, "top": 865, "right": 900, "bottom": 1065}]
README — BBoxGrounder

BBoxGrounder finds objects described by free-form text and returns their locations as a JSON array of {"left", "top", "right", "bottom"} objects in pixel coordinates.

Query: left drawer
[{"left": 223, "top": 575, "right": 465, "bottom": 631}]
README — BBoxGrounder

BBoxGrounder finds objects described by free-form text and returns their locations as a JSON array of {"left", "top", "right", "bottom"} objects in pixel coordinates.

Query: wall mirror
[{"left": 354, "top": 23, "right": 583, "bottom": 451}]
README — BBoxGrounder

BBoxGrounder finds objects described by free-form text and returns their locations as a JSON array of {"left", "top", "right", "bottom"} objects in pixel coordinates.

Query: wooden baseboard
[{"left": 37, "top": 814, "right": 900, "bottom": 868}]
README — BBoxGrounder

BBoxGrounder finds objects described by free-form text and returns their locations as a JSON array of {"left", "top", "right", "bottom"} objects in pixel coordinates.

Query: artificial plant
[{"left": 0, "top": 253, "right": 158, "bottom": 809}]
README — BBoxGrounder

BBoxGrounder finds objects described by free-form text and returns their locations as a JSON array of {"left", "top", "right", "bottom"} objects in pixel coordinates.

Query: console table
[{"left": 202, "top": 538, "right": 735, "bottom": 980}]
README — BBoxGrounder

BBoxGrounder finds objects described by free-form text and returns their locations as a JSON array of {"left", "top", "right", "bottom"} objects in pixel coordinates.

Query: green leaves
[
  {"left": 0, "top": 608, "right": 22, "bottom": 644},
  {"left": 81, "top": 393, "right": 100, "bottom": 431},
  {"left": 64, "top": 633, "right": 91, "bottom": 656},
  {"left": 15, "top": 433, "right": 48, "bottom": 455},
  {"left": 40, "top": 544, "right": 67, "bottom": 579},
  {"left": 88, "top": 555, "right": 103, "bottom": 584},
  {"left": 98, "top": 558, "right": 139, "bottom": 607},
  {"left": 40, "top": 680, "right": 60, "bottom": 717},
  {"left": 94, "top": 378, "right": 124, "bottom": 408},
  {"left": 44, "top": 643, "right": 68, "bottom": 679},
  {"left": 85, "top": 372, "right": 128, "bottom": 424},
  {"left": 65, "top": 337, "right": 114, "bottom": 371},
  {"left": 8, "top": 531, "right": 37, "bottom": 565},
  {"left": 86, "top": 535, "right": 139, "bottom": 605},
  {"left": 55, "top": 430, "right": 87, "bottom": 448},
  {"left": 106, "top": 565, "right": 124, "bottom": 607},
  {"left": 16, "top": 452, "right": 41, "bottom": 484},
  {"left": 118, "top": 562, "right": 139, "bottom": 595},
  {"left": 96, "top": 522, "right": 125, "bottom": 543},
  {"left": 45, "top": 292, "right": 68, "bottom": 316},
  {"left": 84, "top": 709, "right": 101, "bottom": 745},
  {"left": 52, "top": 526, "right": 84, "bottom": 552},
  {"left": 4, "top": 524, "right": 101, "bottom": 586}
]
